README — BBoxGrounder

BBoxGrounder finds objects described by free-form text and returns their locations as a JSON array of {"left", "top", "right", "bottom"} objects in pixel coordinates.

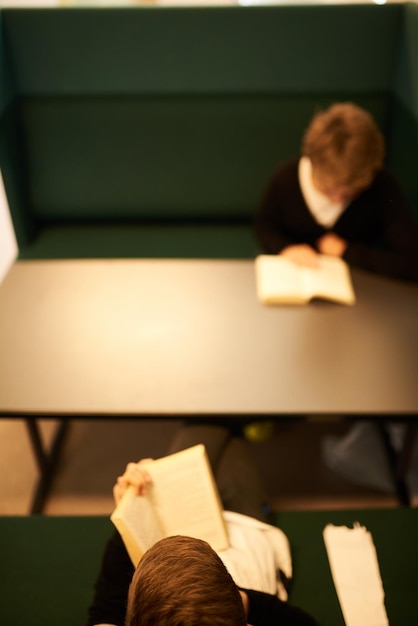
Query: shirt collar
[{"left": 298, "top": 156, "right": 347, "bottom": 229}]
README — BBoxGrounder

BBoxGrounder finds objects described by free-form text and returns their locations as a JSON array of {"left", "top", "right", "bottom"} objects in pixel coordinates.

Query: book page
[
  {"left": 255, "top": 254, "right": 355, "bottom": 305},
  {"left": 300, "top": 256, "right": 356, "bottom": 305},
  {"left": 142, "top": 445, "right": 229, "bottom": 552},
  {"left": 111, "top": 486, "right": 164, "bottom": 565},
  {"left": 255, "top": 255, "right": 306, "bottom": 304}
]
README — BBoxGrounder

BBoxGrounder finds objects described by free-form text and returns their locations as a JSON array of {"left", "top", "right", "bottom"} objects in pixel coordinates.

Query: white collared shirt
[
  {"left": 298, "top": 156, "right": 347, "bottom": 229},
  {"left": 217, "top": 510, "right": 292, "bottom": 601}
]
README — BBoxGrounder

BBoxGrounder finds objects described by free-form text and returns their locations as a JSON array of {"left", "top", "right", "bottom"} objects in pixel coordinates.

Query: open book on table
[
  {"left": 255, "top": 253, "right": 356, "bottom": 306},
  {"left": 110, "top": 444, "right": 229, "bottom": 566}
]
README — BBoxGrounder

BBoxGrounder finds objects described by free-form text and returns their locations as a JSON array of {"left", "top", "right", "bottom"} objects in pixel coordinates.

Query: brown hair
[
  {"left": 126, "top": 535, "right": 247, "bottom": 626},
  {"left": 302, "top": 102, "right": 385, "bottom": 190}
]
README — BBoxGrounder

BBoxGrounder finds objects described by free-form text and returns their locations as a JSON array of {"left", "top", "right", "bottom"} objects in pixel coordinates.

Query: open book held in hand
[
  {"left": 255, "top": 254, "right": 356, "bottom": 306},
  {"left": 110, "top": 444, "right": 230, "bottom": 566}
]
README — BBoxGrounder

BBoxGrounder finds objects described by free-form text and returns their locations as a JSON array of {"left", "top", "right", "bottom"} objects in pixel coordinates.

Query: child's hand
[
  {"left": 113, "top": 459, "right": 153, "bottom": 504},
  {"left": 317, "top": 232, "right": 347, "bottom": 257},
  {"left": 280, "top": 244, "right": 319, "bottom": 268}
]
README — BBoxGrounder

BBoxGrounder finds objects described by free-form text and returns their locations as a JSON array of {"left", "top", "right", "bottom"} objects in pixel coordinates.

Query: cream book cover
[
  {"left": 111, "top": 444, "right": 230, "bottom": 566},
  {"left": 255, "top": 254, "right": 356, "bottom": 306}
]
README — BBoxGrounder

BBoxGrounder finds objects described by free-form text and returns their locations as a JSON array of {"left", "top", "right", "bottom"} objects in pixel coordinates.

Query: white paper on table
[{"left": 323, "top": 523, "right": 389, "bottom": 626}]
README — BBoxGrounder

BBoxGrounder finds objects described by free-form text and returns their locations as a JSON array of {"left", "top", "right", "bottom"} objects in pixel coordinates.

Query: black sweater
[{"left": 254, "top": 160, "right": 418, "bottom": 282}]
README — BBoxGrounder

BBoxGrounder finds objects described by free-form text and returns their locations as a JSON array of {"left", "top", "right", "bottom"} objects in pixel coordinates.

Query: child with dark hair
[
  {"left": 127, "top": 535, "right": 247, "bottom": 626},
  {"left": 87, "top": 424, "right": 317, "bottom": 626}
]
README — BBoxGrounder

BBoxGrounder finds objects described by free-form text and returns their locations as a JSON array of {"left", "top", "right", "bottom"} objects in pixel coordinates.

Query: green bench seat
[
  {"left": 16, "top": 222, "right": 258, "bottom": 260},
  {"left": 0, "top": 509, "right": 417, "bottom": 626}
]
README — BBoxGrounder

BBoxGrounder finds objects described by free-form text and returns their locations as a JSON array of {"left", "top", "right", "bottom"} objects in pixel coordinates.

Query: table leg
[
  {"left": 377, "top": 420, "right": 416, "bottom": 507},
  {"left": 24, "top": 418, "right": 69, "bottom": 514},
  {"left": 397, "top": 422, "right": 417, "bottom": 480}
]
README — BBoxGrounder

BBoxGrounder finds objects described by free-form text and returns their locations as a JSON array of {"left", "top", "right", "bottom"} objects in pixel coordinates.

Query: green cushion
[
  {"left": 0, "top": 516, "right": 114, "bottom": 626},
  {"left": 18, "top": 222, "right": 259, "bottom": 260},
  {"left": 0, "top": 104, "right": 36, "bottom": 246},
  {"left": 1, "top": 509, "right": 417, "bottom": 626},
  {"left": 0, "top": 11, "right": 14, "bottom": 114},
  {"left": 3, "top": 6, "right": 401, "bottom": 95},
  {"left": 388, "top": 97, "right": 418, "bottom": 217},
  {"left": 390, "top": 3, "right": 418, "bottom": 217},
  {"left": 21, "top": 94, "right": 389, "bottom": 225},
  {"left": 274, "top": 508, "right": 418, "bottom": 626}
]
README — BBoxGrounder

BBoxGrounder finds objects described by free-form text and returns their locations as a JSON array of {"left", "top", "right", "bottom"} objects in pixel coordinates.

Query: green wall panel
[
  {"left": 22, "top": 94, "right": 389, "bottom": 221},
  {"left": 0, "top": 11, "right": 14, "bottom": 114},
  {"left": 3, "top": 6, "right": 402, "bottom": 96}
]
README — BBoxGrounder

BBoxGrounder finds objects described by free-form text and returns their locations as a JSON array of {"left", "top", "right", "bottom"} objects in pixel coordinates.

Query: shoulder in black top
[{"left": 244, "top": 588, "right": 317, "bottom": 626}]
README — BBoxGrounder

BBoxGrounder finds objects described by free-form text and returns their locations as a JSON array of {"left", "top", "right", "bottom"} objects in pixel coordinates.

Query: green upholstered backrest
[
  {"left": 20, "top": 94, "right": 390, "bottom": 223},
  {"left": 0, "top": 516, "right": 114, "bottom": 626},
  {"left": 390, "top": 3, "right": 418, "bottom": 213},
  {"left": 4, "top": 6, "right": 400, "bottom": 95},
  {"left": 275, "top": 508, "right": 418, "bottom": 625},
  {"left": 1, "top": 510, "right": 417, "bottom": 626},
  {"left": 1, "top": 4, "right": 417, "bottom": 247}
]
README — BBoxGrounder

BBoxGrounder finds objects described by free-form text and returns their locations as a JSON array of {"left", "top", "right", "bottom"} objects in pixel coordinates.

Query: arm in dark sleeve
[
  {"left": 254, "top": 160, "right": 318, "bottom": 254},
  {"left": 87, "top": 531, "right": 135, "bottom": 626},
  {"left": 254, "top": 170, "right": 294, "bottom": 254},
  {"left": 342, "top": 172, "right": 418, "bottom": 281},
  {"left": 244, "top": 589, "right": 317, "bottom": 626}
]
